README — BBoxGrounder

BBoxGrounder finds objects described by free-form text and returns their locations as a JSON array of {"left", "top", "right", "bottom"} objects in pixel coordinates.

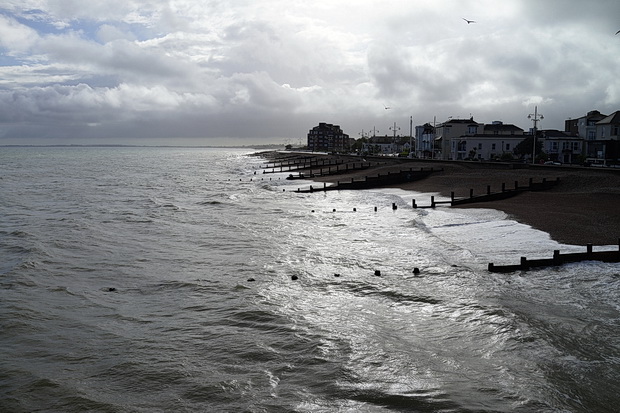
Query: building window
[
  {"left": 491, "top": 143, "right": 496, "bottom": 150},
  {"left": 506, "top": 143, "right": 510, "bottom": 150}
]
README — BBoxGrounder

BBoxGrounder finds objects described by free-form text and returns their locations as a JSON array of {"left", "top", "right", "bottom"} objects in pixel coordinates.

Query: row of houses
[{"left": 306, "top": 109, "right": 620, "bottom": 164}]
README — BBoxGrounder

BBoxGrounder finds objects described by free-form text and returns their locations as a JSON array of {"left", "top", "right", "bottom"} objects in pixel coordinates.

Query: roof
[
  {"left": 465, "top": 134, "right": 526, "bottom": 139},
  {"left": 540, "top": 129, "right": 573, "bottom": 138},
  {"left": 439, "top": 117, "right": 480, "bottom": 126},
  {"left": 483, "top": 123, "right": 523, "bottom": 132},
  {"left": 596, "top": 111, "right": 620, "bottom": 125}
]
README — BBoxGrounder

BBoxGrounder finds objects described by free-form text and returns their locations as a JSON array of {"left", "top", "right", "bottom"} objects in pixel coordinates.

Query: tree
[
  {"left": 350, "top": 137, "right": 368, "bottom": 154},
  {"left": 514, "top": 136, "right": 543, "bottom": 160}
]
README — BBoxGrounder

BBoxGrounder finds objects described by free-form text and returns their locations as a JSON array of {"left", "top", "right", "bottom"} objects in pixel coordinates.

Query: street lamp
[
  {"left": 389, "top": 122, "right": 400, "bottom": 155},
  {"left": 409, "top": 116, "right": 414, "bottom": 158},
  {"left": 528, "top": 106, "right": 544, "bottom": 164}
]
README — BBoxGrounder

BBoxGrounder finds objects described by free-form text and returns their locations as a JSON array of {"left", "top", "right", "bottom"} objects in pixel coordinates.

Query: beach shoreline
[{"left": 266, "top": 153, "right": 620, "bottom": 246}]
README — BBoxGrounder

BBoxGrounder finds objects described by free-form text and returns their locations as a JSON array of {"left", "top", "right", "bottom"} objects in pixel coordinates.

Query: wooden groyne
[
  {"left": 413, "top": 177, "right": 560, "bottom": 208},
  {"left": 488, "top": 242, "right": 620, "bottom": 272},
  {"left": 295, "top": 167, "right": 442, "bottom": 192},
  {"left": 285, "top": 162, "right": 377, "bottom": 179},
  {"left": 260, "top": 154, "right": 385, "bottom": 177}
]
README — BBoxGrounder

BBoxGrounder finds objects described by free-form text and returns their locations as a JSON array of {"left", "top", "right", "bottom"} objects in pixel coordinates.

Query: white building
[{"left": 448, "top": 121, "right": 525, "bottom": 161}]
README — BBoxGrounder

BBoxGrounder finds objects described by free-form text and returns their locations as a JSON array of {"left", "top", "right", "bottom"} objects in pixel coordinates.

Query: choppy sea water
[{"left": 1, "top": 146, "right": 619, "bottom": 413}]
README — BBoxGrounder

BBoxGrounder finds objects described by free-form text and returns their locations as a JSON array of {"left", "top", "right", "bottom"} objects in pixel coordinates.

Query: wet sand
[{"left": 310, "top": 159, "right": 620, "bottom": 246}]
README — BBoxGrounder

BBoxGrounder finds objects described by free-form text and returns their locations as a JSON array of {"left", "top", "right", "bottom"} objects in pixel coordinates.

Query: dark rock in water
[
  {"left": 108, "top": 287, "right": 117, "bottom": 292},
  {"left": 413, "top": 268, "right": 420, "bottom": 274},
  {"left": 334, "top": 273, "right": 340, "bottom": 277},
  {"left": 247, "top": 278, "right": 256, "bottom": 282},
  {"left": 374, "top": 270, "right": 381, "bottom": 276},
  {"left": 291, "top": 275, "right": 298, "bottom": 280}
]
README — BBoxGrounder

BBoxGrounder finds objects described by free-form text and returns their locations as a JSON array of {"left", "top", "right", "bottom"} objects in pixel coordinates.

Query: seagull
[
  {"left": 462, "top": 18, "right": 476, "bottom": 24},
  {"left": 616, "top": 30, "right": 620, "bottom": 35},
  {"left": 384, "top": 105, "right": 391, "bottom": 110}
]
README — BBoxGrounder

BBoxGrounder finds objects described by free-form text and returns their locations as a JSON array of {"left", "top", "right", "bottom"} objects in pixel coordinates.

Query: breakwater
[
  {"left": 295, "top": 167, "right": 441, "bottom": 192},
  {"left": 414, "top": 177, "right": 560, "bottom": 208},
  {"left": 488, "top": 242, "right": 620, "bottom": 272}
]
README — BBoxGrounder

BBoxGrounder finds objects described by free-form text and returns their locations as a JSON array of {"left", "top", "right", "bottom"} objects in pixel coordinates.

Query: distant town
[{"left": 304, "top": 109, "right": 620, "bottom": 166}]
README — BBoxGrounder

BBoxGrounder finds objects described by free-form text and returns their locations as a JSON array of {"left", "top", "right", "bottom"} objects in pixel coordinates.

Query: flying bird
[
  {"left": 384, "top": 105, "right": 391, "bottom": 110},
  {"left": 462, "top": 18, "right": 476, "bottom": 24},
  {"left": 616, "top": 30, "right": 620, "bottom": 35}
]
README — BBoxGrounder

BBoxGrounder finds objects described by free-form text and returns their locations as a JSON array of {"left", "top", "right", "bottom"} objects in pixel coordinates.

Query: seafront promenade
[{"left": 256, "top": 151, "right": 620, "bottom": 246}]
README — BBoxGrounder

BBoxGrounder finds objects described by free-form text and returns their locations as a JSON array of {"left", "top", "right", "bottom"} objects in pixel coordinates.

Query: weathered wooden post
[
  {"left": 587, "top": 243, "right": 593, "bottom": 256},
  {"left": 515, "top": 180, "right": 519, "bottom": 190},
  {"left": 520, "top": 256, "right": 528, "bottom": 270},
  {"left": 501, "top": 183, "right": 506, "bottom": 192},
  {"left": 553, "top": 250, "right": 560, "bottom": 265},
  {"left": 431, "top": 196, "right": 436, "bottom": 208},
  {"left": 451, "top": 192, "right": 455, "bottom": 202},
  {"left": 488, "top": 263, "right": 494, "bottom": 272},
  {"left": 487, "top": 185, "right": 491, "bottom": 195},
  {"left": 412, "top": 199, "right": 417, "bottom": 208},
  {"left": 470, "top": 188, "right": 474, "bottom": 198}
]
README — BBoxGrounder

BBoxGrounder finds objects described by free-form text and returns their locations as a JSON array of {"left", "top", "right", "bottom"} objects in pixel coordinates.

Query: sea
[{"left": 1, "top": 146, "right": 619, "bottom": 413}]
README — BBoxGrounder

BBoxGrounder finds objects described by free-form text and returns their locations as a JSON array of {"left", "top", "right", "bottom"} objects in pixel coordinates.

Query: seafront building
[
  {"left": 307, "top": 123, "right": 349, "bottom": 152},
  {"left": 419, "top": 109, "right": 620, "bottom": 163},
  {"left": 540, "top": 130, "right": 583, "bottom": 164},
  {"left": 305, "top": 108, "right": 620, "bottom": 164},
  {"left": 564, "top": 110, "right": 620, "bottom": 161}
]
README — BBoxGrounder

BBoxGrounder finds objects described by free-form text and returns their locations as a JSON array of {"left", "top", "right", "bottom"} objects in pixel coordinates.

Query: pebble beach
[{"left": 301, "top": 156, "right": 620, "bottom": 246}]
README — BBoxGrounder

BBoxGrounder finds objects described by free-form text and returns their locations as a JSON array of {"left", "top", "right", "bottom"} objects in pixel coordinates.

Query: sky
[{"left": 1, "top": 0, "right": 619, "bottom": 146}]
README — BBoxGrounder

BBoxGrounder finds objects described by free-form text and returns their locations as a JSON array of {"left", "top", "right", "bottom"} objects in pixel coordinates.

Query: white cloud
[
  {"left": 0, "top": 14, "right": 39, "bottom": 54},
  {"left": 0, "top": 0, "right": 619, "bottom": 143}
]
